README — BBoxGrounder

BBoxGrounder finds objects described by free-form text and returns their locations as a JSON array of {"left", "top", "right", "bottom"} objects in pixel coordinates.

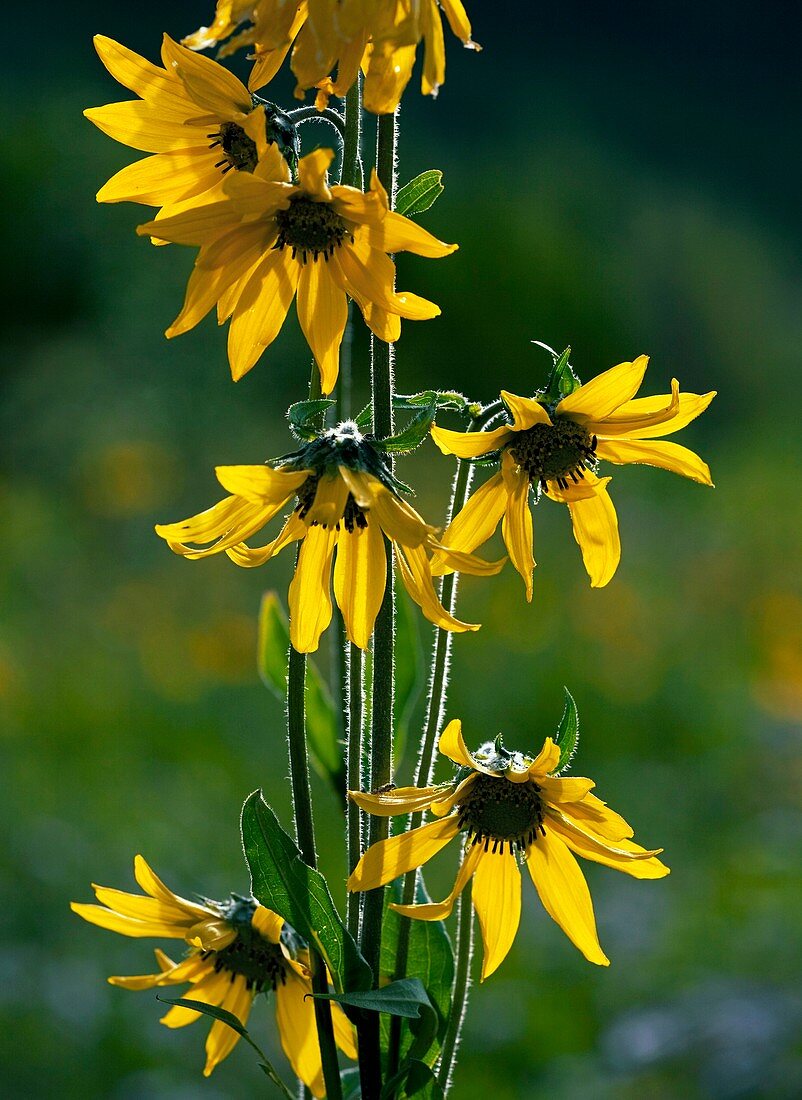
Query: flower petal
[
  {"left": 227, "top": 248, "right": 300, "bottom": 380},
  {"left": 472, "top": 848, "right": 522, "bottom": 980},
  {"left": 539, "top": 777, "right": 596, "bottom": 804},
  {"left": 85, "top": 101, "right": 209, "bottom": 154},
  {"left": 556, "top": 356, "right": 650, "bottom": 421},
  {"left": 298, "top": 148, "right": 335, "bottom": 201},
  {"left": 160, "top": 969, "right": 232, "bottom": 1028},
  {"left": 250, "top": 906, "right": 284, "bottom": 945},
  {"left": 288, "top": 524, "right": 337, "bottom": 654},
  {"left": 528, "top": 737, "right": 561, "bottom": 778},
  {"left": 369, "top": 210, "right": 457, "bottom": 258},
  {"left": 334, "top": 516, "right": 387, "bottom": 649},
  {"left": 391, "top": 842, "right": 482, "bottom": 920},
  {"left": 296, "top": 260, "right": 348, "bottom": 395},
  {"left": 430, "top": 472, "right": 506, "bottom": 576},
  {"left": 96, "top": 150, "right": 220, "bottom": 206},
  {"left": 203, "top": 975, "right": 253, "bottom": 1076},
  {"left": 546, "top": 810, "right": 669, "bottom": 880},
  {"left": 215, "top": 465, "right": 308, "bottom": 505},
  {"left": 275, "top": 972, "right": 325, "bottom": 1098},
  {"left": 566, "top": 477, "right": 620, "bottom": 587},
  {"left": 395, "top": 543, "right": 480, "bottom": 632},
  {"left": 70, "top": 902, "right": 186, "bottom": 939},
  {"left": 348, "top": 784, "right": 449, "bottom": 816},
  {"left": 430, "top": 422, "right": 512, "bottom": 459},
  {"left": 501, "top": 453, "right": 535, "bottom": 600},
  {"left": 347, "top": 816, "right": 460, "bottom": 891},
  {"left": 225, "top": 512, "right": 306, "bottom": 568},
  {"left": 597, "top": 387, "right": 716, "bottom": 439},
  {"left": 439, "top": 718, "right": 479, "bottom": 770},
  {"left": 161, "top": 34, "right": 251, "bottom": 116},
  {"left": 527, "top": 829, "right": 609, "bottom": 965},
  {"left": 594, "top": 439, "right": 713, "bottom": 485},
  {"left": 500, "top": 391, "right": 552, "bottom": 431}
]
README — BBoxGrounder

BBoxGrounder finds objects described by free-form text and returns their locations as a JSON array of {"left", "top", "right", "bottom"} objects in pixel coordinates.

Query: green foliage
[
  {"left": 382, "top": 1060, "right": 445, "bottom": 1100},
  {"left": 156, "top": 996, "right": 294, "bottom": 1097},
  {"left": 287, "top": 398, "right": 336, "bottom": 439},
  {"left": 394, "top": 590, "right": 425, "bottom": 761},
  {"left": 377, "top": 396, "right": 438, "bottom": 454},
  {"left": 554, "top": 687, "right": 579, "bottom": 773},
  {"left": 313, "top": 977, "right": 435, "bottom": 1020},
  {"left": 241, "top": 792, "right": 372, "bottom": 994},
  {"left": 257, "top": 592, "right": 346, "bottom": 801},
  {"left": 533, "top": 342, "right": 581, "bottom": 403},
  {"left": 395, "top": 171, "right": 444, "bottom": 217}
]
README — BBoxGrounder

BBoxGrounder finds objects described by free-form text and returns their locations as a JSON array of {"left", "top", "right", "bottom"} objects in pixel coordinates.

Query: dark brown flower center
[
  {"left": 205, "top": 933, "right": 287, "bottom": 992},
  {"left": 275, "top": 195, "right": 351, "bottom": 263},
  {"left": 208, "top": 121, "right": 259, "bottom": 174},
  {"left": 456, "top": 773, "right": 545, "bottom": 854},
  {"left": 295, "top": 473, "right": 368, "bottom": 532},
  {"left": 507, "top": 415, "right": 597, "bottom": 491}
]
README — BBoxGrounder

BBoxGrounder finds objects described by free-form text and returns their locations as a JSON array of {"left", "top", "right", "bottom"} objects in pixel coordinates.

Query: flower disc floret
[
  {"left": 508, "top": 416, "right": 598, "bottom": 491},
  {"left": 275, "top": 195, "right": 352, "bottom": 262},
  {"left": 210, "top": 121, "right": 259, "bottom": 173},
  {"left": 457, "top": 773, "right": 545, "bottom": 853}
]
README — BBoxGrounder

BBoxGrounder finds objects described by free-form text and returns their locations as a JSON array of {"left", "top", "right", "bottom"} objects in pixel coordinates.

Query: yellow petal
[
  {"left": 438, "top": 718, "right": 478, "bottom": 770},
  {"left": 136, "top": 199, "right": 235, "bottom": 245},
  {"left": 567, "top": 793, "right": 634, "bottom": 842},
  {"left": 251, "top": 905, "right": 284, "bottom": 945},
  {"left": 500, "top": 391, "right": 552, "bottom": 431},
  {"left": 391, "top": 841, "right": 482, "bottom": 920},
  {"left": 133, "top": 854, "right": 209, "bottom": 917},
  {"left": 526, "top": 829, "right": 609, "bottom": 965},
  {"left": 501, "top": 453, "right": 535, "bottom": 600},
  {"left": 594, "top": 439, "right": 713, "bottom": 485},
  {"left": 430, "top": 471, "right": 506, "bottom": 576},
  {"left": 420, "top": 0, "right": 445, "bottom": 96},
  {"left": 167, "top": 229, "right": 267, "bottom": 338},
  {"left": 368, "top": 486, "right": 432, "bottom": 549},
  {"left": 546, "top": 811, "right": 669, "bottom": 880},
  {"left": 215, "top": 464, "right": 308, "bottom": 505},
  {"left": 430, "top": 773, "right": 478, "bottom": 816},
  {"left": 331, "top": 1001, "right": 358, "bottom": 1061},
  {"left": 85, "top": 101, "right": 209, "bottom": 154},
  {"left": 161, "top": 33, "right": 251, "bottom": 116},
  {"left": 275, "top": 972, "right": 325, "bottom": 1098},
  {"left": 160, "top": 969, "right": 231, "bottom": 1028},
  {"left": 334, "top": 516, "right": 387, "bottom": 649},
  {"left": 298, "top": 148, "right": 335, "bottom": 202},
  {"left": 96, "top": 150, "right": 219, "bottom": 205},
  {"left": 431, "top": 545, "right": 507, "bottom": 577},
  {"left": 556, "top": 356, "right": 650, "bottom": 421},
  {"left": 304, "top": 471, "right": 350, "bottom": 528},
  {"left": 597, "top": 387, "right": 716, "bottom": 440},
  {"left": 70, "top": 902, "right": 186, "bottom": 939},
  {"left": 440, "top": 0, "right": 474, "bottom": 42},
  {"left": 566, "top": 477, "right": 620, "bottom": 587},
  {"left": 334, "top": 467, "right": 374, "bottom": 509},
  {"left": 90, "top": 886, "right": 193, "bottom": 927},
  {"left": 528, "top": 737, "right": 561, "bottom": 778},
  {"left": 296, "top": 260, "right": 348, "bottom": 394},
  {"left": 472, "top": 849, "right": 522, "bottom": 980},
  {"left": 395, "top": 543, "right": 480, "bottom": 633},
  {"left": 225, "top": 511, "right": 306, "bottom": 568},
  {"left": 288, "top": 524, "right": 337, "bottom": 654},
  {"left": 348, "top": 784, "right": 449, "bottom": 816},
  {"left": 203, "top": 975, "right": 253, "bottom": 1076},
  {"left": 539, "top": 777, "right": 596, "bottom": 804},
  {"left": 334, "top": 240, "right": 439, "bottom": 320},
  {"left": 368, "top": 210, "right": 457, "bottom": 258},
  {"left": 430, "top": 422, "right": 512, "bottom": 459},
  {"left": 227, "top": 248, "right": 300, "bottom": 380},
  {"left": 347, "top": 815, "right": 460, "bottom": 891}
]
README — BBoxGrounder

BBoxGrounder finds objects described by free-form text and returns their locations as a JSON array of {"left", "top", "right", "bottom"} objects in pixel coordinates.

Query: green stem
[
  {"left": 346, "top": 642, "right": 364, "bottom": 939},
  {"left": 286, "top": 645, "right": 343, "bottom": 1100},
  {"left": 342, "top": 78, "right": 362, "bottom": 190},
  {"left": 355, "top": 106, "right": 399, "bottom": 1100},
  {"left": 437, "top": 881, "right": 474, "bottom": 1093}
]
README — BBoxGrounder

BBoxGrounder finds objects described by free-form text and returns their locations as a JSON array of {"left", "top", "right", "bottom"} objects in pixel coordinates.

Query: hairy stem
[
  {"left": 437, "top": 881, "right": 475, "bottom": 1093},
  {"left": 346, "top": 642, "right": 364, "bottom": 939},
  {"left": 286, "top": 645, "right": 343, "bottom": 1100},
  {"left": 356, "top": 106, "right": 400, "bottom": 1100}
]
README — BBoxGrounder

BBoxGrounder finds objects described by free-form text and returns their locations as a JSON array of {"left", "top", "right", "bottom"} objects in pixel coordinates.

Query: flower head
[
  {"left": 430, "top": 355, "right": 716, "bottom": 596},
  {"left": 184, "top": 0, "right": 478, "bottom": 114},
  {"left": 155, "top": 421, "right": 502, "bottom": 653},
  {"left": 71, "top": 856, "right": 355, "bottom": 1092},
  {"left": 347, "top": 719, "right": 669, "bottom": 979},
  {"left": 85, "top": 35, "right": 298, "bottom": 220},
  {"left": 136, "top": 146, "right": 455, "bottom": 389}
]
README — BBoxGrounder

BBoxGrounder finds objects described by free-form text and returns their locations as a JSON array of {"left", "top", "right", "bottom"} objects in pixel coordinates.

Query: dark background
[{"left": 2, "top": 2, "right": 801, "bottom": 1097}]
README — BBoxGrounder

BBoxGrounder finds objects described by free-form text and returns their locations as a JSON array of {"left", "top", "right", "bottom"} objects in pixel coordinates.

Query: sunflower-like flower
[
  {"left": 184, "top": 0, "right": 477, "bottom": 114},
  {"left": 348, "top": 720, "right": 669, "bottom": 979},
  {"left": 155, "top": 421, "right": 503, "bottom": 653},
  {"left": 430, "top": 355, "right": 716, "bottom": 595},
  {"left": 136, "top": 146, "right": 454, "bottom": 389},
  {"left": 84, "top": 34, "right": 298, "bottom": 222},
  {"left": 71, "top": 856, "right": 356, "bottom": 1092}
]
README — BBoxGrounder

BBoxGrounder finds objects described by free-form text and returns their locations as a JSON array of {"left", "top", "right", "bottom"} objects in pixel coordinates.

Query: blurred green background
[{"left": 2, "top": 1, "right": 801, "bottom": 1096}]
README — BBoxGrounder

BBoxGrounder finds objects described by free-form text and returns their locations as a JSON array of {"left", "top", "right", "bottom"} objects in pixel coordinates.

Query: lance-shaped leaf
[
  {"left": 241, "top": 791, "right": 372, "bottom": 994},
  {"left": 394, "top": 391, "right": 468, "bottom": 414},
  {"left": 395, "top": 170, "right": 444, "bottom": 218},
  {"left": 156, "top": 996, "right": 294, "bottom": 1098},
  {"left": 533, "top": 342, "right": 581, "bottom": 403},
  {"left": 382, "top": 1059, "right": 445, "bottom": 1100},
  {"left": 554, "top": 686, "right": 580, "bottom": 773},
  {"left": 377, "top": 397, "right": 438, "bottom": 454},
  {"left": 258, "top": 593, "right": 346, "bottom": 802},
  {"left": 287, "top": 398, "right": 336, "bottom": 440},
  {"left": 312, "top": 977, "right": 434, "bottom": 1020}
]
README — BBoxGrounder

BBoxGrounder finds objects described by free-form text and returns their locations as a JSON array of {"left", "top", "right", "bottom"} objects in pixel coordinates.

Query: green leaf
[
  {"left": 533, "top": 342, "right": 581, "bottom": 402},
  {"left": 554, "top": 686, "right": 579, "bottom": 773},
  {"left": 382, "top": 1060, "right": 445, "bottom": 1100},
  {"left": 354, "top": 402, "right": 373, "bottom": 429},
  {"left": 341, "top": 1068, "right": 362, "bottom": 1100},
  {"left": 395, "top": 171, "right": 444, "bottom": 218},
  {"left": 312, "top": 977, "right": 433, "bottom": 1020},
  {"left": 377, "top": 398, "right": 438, "bottom": 454},
  {"left": 257, "top": 593, "right": 345, "bottom": 801},
  {"left": 156, "top": 996, "right": 294, "bottom": 1098},
  {"left": 241, "top": 791, "right": 372, "bottom": 994},
  {"left": 393, "top": 390, "right": 468, "bottom": 414},
  {"left": 394, "top": 589, "right": 425, "bottom": 763},
  {"left": 287, "top": 398, "right": 335, "bottom": 439}
]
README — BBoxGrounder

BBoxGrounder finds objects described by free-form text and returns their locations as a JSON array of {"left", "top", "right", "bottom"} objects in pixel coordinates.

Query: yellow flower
[
  {"left": 347, "top": 721, "right": 669, "bottom": 979},
  {"left": 71, "top": 856, "right": 356, "bottom": 1093},
  {"left": 430, "top": 356, "right": 716, "bottom": 596},
  {"left": 184, "top": 0, "right": 478, "bottom": 114},
  {"left": 135, "top": 146, "right": 455, "bottom": 390},
  {"left": 84, "top": 34, "right": 296, "bottom": 222},
  {"left": 155, "top": 422, "right": 503, "bottom": 653}
]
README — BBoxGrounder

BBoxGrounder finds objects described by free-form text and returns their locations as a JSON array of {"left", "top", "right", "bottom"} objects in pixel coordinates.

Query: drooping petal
[
  {"left": 501, "top": 453, "right": 535, "bottom": 600},
  {"left": 225, "top": 512, "right": 306, "bottom": 568},
  {"left": 89, "top": 886, "right": 194, "bottom": 927},
  {"left": 334, "top": 517, "right": 387, "bottom": 649},
  {"left": 430, "top": 422, "right": 512, "bottom": 459},
  {"left": 546, "top": 810, "right": 669, "bottom": 879},
  {"left": 566, "top": 477, "right": 620, "bottom": 587},
  {"left": 215, "top": 464, "right": 308, "bottom": 505},
  {"left": 275, "top": 972, "right": 325, "bottom": 1098},
  {"left": 556, "top": 356, "right": 650, "bottom": 421},
  {"left": 567, "top": 793, "right": 634, "bottom": 842},
  {"left": 395, "top": 543, "right": 480, "bottom": 633},
  {"left": 136, "top": 199, "right": 235, "bottom": 245},
  {"left": 288, "top": 524, "right": 337, "bottom": 654},
  {"left": 500, "top": 391, "right": 552, "bottom": 431},
  {"left": 70, "top": 902, "right": 187, "bottom": 939},
  {"left": 539, "top": 777, "right": 596, "bottom": 804},
  {"left": 597, "top": 387, "right": 716, "bottom": 440},
  {"left": 203, "top": 975, "right": 253, "bottom": 1076},
  {"left": 349, "top": 784, "right": 449, "bottom": 816},
  {"left": 594, "top": 439, "right": 713, "bottom": 485},
  {"left": 368, "top": 210, "right": 457, "bottom": 258},
  {"left": 331, "top": 1001, "right": 358, "bottom": 1060},
  {"left": 304, "top": 472, "right": 350, "bottom": 528},
  {"left": 430, "top": 472, "right": 506, "bottom": 576},
  {"left": 366, "top": 485, "right": 433, "bottom": 549},
  {"left": 226, "top": 247, "right": 300, "bottom": 379},
  {"left": 430, "top": 773, "right": 478, "bottom": 816},
  {"left": 391, "top": 841, "right": 482, "bottom": 920},
  {"left": 167, "top": 227, "right": 268, "bottom": 337},
  {"left": 347, "top": 816, "right": 460, "bottom": 891},
  {"left": 160, "top": 969, "right": 232, "bottom": 1028},
  {"left": 296, "top": 260, "right": 348, "bottom": 394},
  {"left": 472, "top": 849, "right": 522, "bottom": 980},
  {"left": 133, "top": 855, "right": 211, "bottom": 918},
  {"left": 526, "top": 829, "right": 609, "bottom": 965}
]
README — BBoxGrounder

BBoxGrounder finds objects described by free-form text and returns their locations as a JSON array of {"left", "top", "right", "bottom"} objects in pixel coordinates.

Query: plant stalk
[
  {"left": 437, "top": 882, "right": 475, "bottom": 1093},
  {"left": 346, "top": 641, "right": 364, "bottom": 939}
]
